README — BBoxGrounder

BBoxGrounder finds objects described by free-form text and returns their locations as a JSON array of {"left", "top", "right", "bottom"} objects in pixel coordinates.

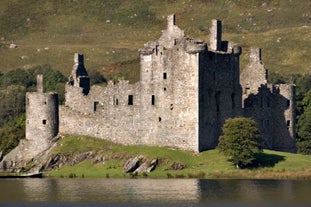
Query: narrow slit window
[
  {"left": 163, "top": 73, "right": 167, "bottom": 80},
  {"left": 158, "top": 117, "right": 162, "bottom": 122},
  {"left": 287, "top": 100, "right": 290, "bottom": 107},
  {"left": 287, "top": 120, "right": 290, "bottom": 127},
  {"left": 151, "top": 95, "right": 155, "bottom": 105},
  {"left": 94, "top": 101, "right": 99, "bottom": 112},
  {"left": 128, "top": 95, "right": 133, "bottom": 105},
  {"left": 113, "top": 96, "right": 118, "bottom": 105}
]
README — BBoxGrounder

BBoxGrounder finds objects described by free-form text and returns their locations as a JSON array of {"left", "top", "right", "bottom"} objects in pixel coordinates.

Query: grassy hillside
[
  {"left": 46, "top": 135, "right": 311, "bottom": 179},
  {"left": 0, "top": 0, "right": 310, "bottom": 81}
]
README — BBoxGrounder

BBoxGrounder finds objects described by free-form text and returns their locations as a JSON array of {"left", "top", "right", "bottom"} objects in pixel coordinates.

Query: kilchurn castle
[{"left": 1, "top": 15, "right": 296, "bottom": 170}]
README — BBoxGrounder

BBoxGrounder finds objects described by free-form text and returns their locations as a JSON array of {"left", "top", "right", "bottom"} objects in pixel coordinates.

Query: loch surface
[{"left": 0, "top": 178, "right": 310, "bottom": 206}]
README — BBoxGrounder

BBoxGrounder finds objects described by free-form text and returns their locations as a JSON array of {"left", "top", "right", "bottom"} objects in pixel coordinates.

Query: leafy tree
[
  {"left": 29, "top": 64, "right": 67, "bottom": 92},
  {"left": 0, "top": 114, "right": 25, "bottom": 155},
  {"left": 0, "top": 68, "right": 33, "bottom": 88},
  {"left": 0, "top": 85, "right": 26, "bottom": 127},
  {"left": 296, "top": 92, "right": 311, "bottom": 154},
  {"left": 217, "top": 117, "right": 262, "bottom": 168}
]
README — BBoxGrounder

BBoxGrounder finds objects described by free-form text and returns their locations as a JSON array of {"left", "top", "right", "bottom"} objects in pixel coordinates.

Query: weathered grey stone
[
  {"left": 123, "top": 155, "right": 143, "bottom": 173},
  {"left": 134, "top": 158, "right": 158, "bottom": 173},
  {"left": 134, "top": 162, "right": 149, "bottom": 173},
  {"left": 170, "top": 162, "right": 186, "bottom": 170},
  {"left": 72, "top": 152, "right": 93, "bottom": 165}
]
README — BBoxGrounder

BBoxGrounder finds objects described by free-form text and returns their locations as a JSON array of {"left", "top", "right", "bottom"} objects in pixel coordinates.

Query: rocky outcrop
[
  {"left": 123, "top": 155, "right": 158, "bottom": 173},
  {"left": 42, "top": 151, "right": 97, "bottom": 171}
]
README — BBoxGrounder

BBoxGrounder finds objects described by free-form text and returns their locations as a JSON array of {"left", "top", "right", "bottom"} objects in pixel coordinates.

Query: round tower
[{"left": 25, "top": 75, "right": 59, "bottom": 149}]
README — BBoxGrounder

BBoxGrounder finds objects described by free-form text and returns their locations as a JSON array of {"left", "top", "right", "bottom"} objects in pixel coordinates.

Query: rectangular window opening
[
  {"left": 151, "top": 95, "right": 155, "bottom": 105},
  {"left": 113, "top": 96, "right": 119, "bottom": 105},
  {"left": 287, "top": 120, "right": 290, "bottom": 127},
  {"left": 94, "top": 101, "right": 99, "bottom": 112},
  {"left": 128, "top": 95, "right": 133, "bottom": 105},
  {"left": 287, "top": 100, "right": 290, "bottom": 107},
  {"left": 163, "top": 72, "right": 167, "bottom": 80},
  {"left": 42, "top": 120, "right": 47, "bottom": 125}
]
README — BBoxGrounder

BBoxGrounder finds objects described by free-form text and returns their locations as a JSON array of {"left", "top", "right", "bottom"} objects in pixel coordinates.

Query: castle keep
[
  {"left": 59, "top": 15, "right": 295, "bottom": 152},
  {"left": 0, "top": 15, "right": 296, "bottom": 170}
]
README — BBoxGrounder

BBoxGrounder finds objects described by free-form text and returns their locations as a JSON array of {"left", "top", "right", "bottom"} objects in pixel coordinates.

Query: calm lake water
[{"left": 0, "top": 178, "right": 310, "bottom": 207}]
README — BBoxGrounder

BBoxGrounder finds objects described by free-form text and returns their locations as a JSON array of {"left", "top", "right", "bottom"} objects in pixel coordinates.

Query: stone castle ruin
[{"left": 0, "top": 14, "right": 295, "bottom": 172}]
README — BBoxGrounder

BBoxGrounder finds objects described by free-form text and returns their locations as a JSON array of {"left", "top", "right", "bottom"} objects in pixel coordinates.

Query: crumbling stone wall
[
  {"left": 241, "top": 49, "right": 296, "bottom": 152},
  {"left": 59, "top": 14, "right": 295, "bottom": 152}
]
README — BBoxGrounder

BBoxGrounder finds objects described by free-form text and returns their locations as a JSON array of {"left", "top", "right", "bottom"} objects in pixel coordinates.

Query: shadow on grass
[{"left": 255, "top": 152, "right": 286, "bottom": 168}]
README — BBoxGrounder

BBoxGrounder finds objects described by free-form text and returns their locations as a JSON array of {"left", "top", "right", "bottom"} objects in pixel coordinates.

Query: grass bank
[{"left": 45, "top": 135, "right": 311, "bottom": 179}]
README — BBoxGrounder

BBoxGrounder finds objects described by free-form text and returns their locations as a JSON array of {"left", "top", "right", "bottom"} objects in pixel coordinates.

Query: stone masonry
[
  {"left": 58, "top": 14, "right": 295, "bottom": 153},
  {"left": 0, "top": 14, "right": 296, "bottom": 173}
]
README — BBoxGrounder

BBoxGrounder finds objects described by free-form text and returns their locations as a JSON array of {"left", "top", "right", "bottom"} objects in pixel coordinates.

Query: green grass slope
[
  {"left": 0, "top": 0, "right": 310, "bottom": 80},
  {"left": 46, "top": 135, "right": 311, "bottom": 179}
]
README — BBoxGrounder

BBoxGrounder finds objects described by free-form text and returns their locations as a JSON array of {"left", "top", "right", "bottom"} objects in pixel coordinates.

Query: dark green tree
[
  {"left": 296, "top": 91, "right": 311, "bottom": 154},
  {"left": 217, "top": 117, "right": 262, "bottom": 168},
  {"left": 87, "top": 69, "right": 107, "bottom": 86},
  {"left": 0, "top": 114, "right": 25, "bottom": 155}
]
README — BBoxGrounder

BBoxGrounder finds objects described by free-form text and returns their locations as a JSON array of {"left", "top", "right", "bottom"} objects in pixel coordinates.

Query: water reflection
[
  {"left": 0, "top": 178, "right": 310, "bottom": 205},
  {"left": 20, "top": 179, "right": 200, "bottom": 203}
]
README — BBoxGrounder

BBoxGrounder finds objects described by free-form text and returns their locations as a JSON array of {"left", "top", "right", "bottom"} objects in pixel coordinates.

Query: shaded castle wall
[
  {"left": 271, "top": 84, "right": 296, "bottom": 152},
  {"left": 198, "top": 48, "right": 242, "bottom": 151},
  {"left": 241, "top": 48, "right": 296, "bottom": 152}
]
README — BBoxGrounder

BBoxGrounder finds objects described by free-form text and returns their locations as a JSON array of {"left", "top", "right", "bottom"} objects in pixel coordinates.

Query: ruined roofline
[
  {"left": 250, "top": 48, "right": 263, "bottom": 64},
  {"left": 74, "top": 53, "right": 84, "bottom": 65},
  {"left": 36, "top": 74, "right": 44, "bottom": 93},
  {"left": 209, "top": 19, "right": 222, "bottom": 51}
]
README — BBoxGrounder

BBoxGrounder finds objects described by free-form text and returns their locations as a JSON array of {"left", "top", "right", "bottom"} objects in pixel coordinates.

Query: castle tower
[
  {"left": 26, "top": 75, "right": 59, "bottom": 149},
  {"left": 68, "top": 53, "right": 90, "bottom": 95},
  {"left": 158, "top": 14, "right": 185, "bottom": 49},
  {"left": 210, "top": 19, "right": 222, "bottom": 51}
]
